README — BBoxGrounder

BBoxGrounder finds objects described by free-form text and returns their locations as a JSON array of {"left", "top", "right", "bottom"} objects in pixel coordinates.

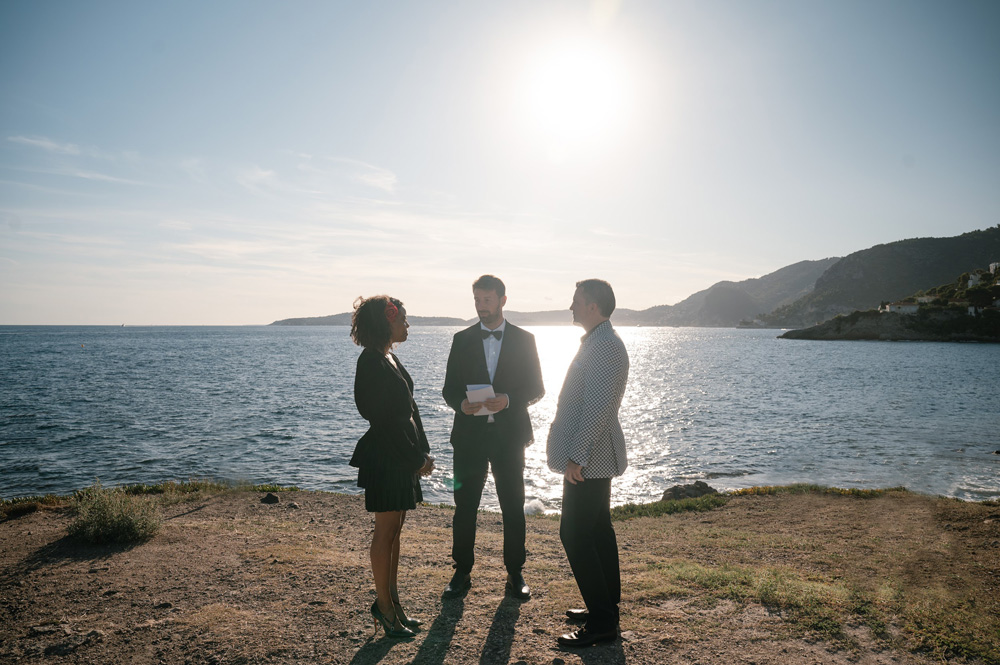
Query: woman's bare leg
[{"left": 371, "top": 511, "right": 404, "bottom": 617}]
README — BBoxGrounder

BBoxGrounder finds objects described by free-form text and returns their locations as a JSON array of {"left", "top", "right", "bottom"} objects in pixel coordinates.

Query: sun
[{"left": 516, "top": 38, "right": 633, "bottom": 159}]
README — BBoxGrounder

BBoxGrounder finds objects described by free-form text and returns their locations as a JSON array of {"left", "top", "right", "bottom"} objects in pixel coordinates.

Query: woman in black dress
[{"left": 350, "top": 295, "right": 435, "bottom": 639}]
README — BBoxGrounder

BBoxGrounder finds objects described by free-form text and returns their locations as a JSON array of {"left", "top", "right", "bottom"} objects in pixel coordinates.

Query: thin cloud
[
  {"left": 68, "top": 169, "right": 146, "bottom": 185},
  {"left": 352, "top": 166, "right": 397, "bottom": 193},
  {"left": 235, "top": 165, "right": 278, "bottom": 190},
  {"left": 7, "top": 135, "right": 81, "bottom": 155}
]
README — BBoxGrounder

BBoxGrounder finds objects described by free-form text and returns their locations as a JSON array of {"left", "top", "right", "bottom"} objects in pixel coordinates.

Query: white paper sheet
[{"left": 466, "top": 384, "right": 496, "bottom": 416}]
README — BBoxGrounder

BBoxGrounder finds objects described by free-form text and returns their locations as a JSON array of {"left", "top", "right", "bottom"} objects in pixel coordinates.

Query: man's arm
[
  {"left": 504, "top": 330, "right": 545, "bottom": 412},
  {"left": 442, "top": 332, "right": 468, "bottom": 412}
]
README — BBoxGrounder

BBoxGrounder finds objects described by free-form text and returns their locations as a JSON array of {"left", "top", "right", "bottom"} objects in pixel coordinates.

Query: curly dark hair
[{"left": 350, "top": 295, "right": 404, "bottom": 350}]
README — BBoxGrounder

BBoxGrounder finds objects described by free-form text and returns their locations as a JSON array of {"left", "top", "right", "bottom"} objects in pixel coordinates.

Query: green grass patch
[
  {"left": 644, "top": 559, "right": 857, "bottom": 642},
  {"left": 116, "top": 480, "right": 300, "bottom": 495},
  {"left": 67, "top": 480, "right": 162, "bottom": 544},
  {"left": 0, "top": 494, "right": 68, "bottom": 520},
  {"left": 729, "top": 484, "right": 908, "bottom": 498},
  {"left": 612, "top": 493, "right": 730, "bottom": 520},
  {"left": 904, "top": 595, "right": 1000, "bottom": 663}
]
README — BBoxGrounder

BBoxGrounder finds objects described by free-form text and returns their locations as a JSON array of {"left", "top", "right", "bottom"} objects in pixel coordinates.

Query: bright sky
[{"left": 2, "top": 1, "right": 998, "bottom": 324}]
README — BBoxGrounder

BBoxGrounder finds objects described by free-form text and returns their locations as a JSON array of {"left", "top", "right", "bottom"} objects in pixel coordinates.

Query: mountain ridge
[{"left": 270, "top": 227, "right": 1000, "bottom": 328}]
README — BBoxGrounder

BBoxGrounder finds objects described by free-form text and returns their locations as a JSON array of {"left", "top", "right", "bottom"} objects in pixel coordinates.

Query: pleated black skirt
[{"left": 358, "top": 464, "right": 423, "bottom": 513}]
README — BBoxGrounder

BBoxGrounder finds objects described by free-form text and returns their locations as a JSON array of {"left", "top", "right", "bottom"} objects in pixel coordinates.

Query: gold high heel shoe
[{"left": 370, "top": 601, "right": 415, "bottom": 639}]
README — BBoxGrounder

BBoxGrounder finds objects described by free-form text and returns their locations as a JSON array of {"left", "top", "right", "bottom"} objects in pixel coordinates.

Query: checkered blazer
[{"left": 546, "top": 320, "right": 630, "bottom": 479}]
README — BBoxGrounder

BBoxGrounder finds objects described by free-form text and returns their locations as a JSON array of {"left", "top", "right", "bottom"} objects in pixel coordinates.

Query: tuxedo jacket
[{"left": 442, "top": 322, "right": 544, "bottom": 448}]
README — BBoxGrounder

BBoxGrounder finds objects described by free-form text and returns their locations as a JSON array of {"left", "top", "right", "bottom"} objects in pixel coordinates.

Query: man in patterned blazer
[
  {"left": 547, "top": 278, "right": 630, "bottom": 647},
  {"left": 442, "top": 275, "right": 545, "bottom": 600}
]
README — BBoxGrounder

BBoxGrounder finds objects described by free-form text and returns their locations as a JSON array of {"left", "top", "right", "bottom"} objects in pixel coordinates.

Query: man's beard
[{"left": 479, "top": 308, "right": 501, "bottom": 325}]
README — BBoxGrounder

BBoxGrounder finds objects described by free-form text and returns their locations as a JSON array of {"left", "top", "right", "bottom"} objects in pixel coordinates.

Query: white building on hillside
[{"left": 882, "top": 302, "right": 919, "bottom": 314}]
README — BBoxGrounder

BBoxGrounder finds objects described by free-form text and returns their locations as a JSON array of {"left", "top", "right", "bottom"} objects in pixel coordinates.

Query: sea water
[{"left": 2, "top": 325, "right": 998, "bottom": 508}]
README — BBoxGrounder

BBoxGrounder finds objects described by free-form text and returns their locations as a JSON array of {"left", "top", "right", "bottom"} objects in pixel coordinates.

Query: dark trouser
[
  {"left": 451, "top": 427, "right": 526, "bottom": 575},
  {"left": 560, "top": 477, "right": 620, "bottom": 633}
]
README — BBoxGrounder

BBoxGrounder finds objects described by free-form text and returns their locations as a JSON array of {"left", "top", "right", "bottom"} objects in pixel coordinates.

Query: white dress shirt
[
  {"left": 481, "top": 319, "right": 506, "bottom": 382},
  {"left": 481, "top": 319, "right": 506, "bottom": 422}
]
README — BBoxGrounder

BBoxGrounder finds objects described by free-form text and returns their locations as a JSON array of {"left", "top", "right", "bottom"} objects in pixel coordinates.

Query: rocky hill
[
  {"left": 641, "top": 258, "right": 840, "bottom": 327},
  {"left": 762, "top": 226, "right": 1000, "bottom": 328}
]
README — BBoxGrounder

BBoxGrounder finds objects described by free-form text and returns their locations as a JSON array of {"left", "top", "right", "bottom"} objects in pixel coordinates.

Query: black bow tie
[{"left": 481, "top": 329, "right": 502, "bottom": 341}]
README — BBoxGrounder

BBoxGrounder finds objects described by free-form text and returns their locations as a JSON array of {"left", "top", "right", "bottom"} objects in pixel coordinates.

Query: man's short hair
[
  {"left": 472, "top": 274, "right": 506, "bottom": 298},
  {"left": 576, "top": 279, "right": 616, "bottom": 317}
]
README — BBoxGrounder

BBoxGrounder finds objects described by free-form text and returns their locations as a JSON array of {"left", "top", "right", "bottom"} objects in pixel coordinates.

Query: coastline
[{"left": 2, "top": 486, "right": 998, "bottom": 664}]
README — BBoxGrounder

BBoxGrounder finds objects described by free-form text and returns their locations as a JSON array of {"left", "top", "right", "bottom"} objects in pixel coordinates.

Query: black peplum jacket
[{"left": 350, "top": 348, "right": 430, "bottom": 474}]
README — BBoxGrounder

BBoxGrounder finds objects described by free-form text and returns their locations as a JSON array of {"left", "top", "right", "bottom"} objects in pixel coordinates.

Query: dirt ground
[{"left": 1, "top": 489, "right": 998, "bottom": 665}]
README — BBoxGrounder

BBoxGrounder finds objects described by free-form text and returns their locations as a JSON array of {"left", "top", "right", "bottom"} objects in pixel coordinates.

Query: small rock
[
  {"left": 29, "top": 625, "right": 63, "bottom": 636},
  {"left": 261, "top": 493, "right": 280, "bottom": 504},
  {"left": 620, "top": 630, "right": 636, "bottom": 640},
  {"left": 289, "top": 502, "right": 300, "bottom": 509},
  {"left": 308, "top": 600, "right": 328, "bottom": 606},
  {"left": 154, "top": 602, "right": 173, "bottom": 609},
  {"left": 661, "top": 480, "right": 718, "bottom": 501},
  {"left": 532, "top": 628, "right": 546, "bottom": 634},
  {"left": 86, "top": 629, "right": 105, "bottom": 640}
]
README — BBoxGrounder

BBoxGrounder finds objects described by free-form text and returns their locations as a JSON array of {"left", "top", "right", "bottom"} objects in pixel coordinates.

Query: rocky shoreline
[{"left": 779, "top": 309, "right": 1000, "bottom": 342}]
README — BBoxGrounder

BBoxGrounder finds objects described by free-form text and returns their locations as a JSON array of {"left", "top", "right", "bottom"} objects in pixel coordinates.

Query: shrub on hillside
[{"left": 68, "top": 480, "right": 161, "bottom": 544}]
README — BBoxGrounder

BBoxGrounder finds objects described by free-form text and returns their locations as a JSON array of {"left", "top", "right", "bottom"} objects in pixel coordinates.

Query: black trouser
[
  {"left": 560, "top": 477, "right": 620, "bottom": 633},
  {"left": 451, "top": 427, "right": 526, "bottom": 575}
]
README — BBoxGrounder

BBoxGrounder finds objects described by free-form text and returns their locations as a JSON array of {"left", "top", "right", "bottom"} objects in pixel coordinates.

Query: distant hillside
[
  {"left": 505, "top": 309, "right": 643, "bottom": 325},
  {"left": 639, "top": 258, "right": 840, "bottom": 327},
  {"left": 270, "top": 313, "right": 466, "bottom": 326},
  {"left": 268, "top": 259, "right": 839, "bottom": 328},
  {"left": 762, "top": 226, "right": 1000, "bottom": 327}
]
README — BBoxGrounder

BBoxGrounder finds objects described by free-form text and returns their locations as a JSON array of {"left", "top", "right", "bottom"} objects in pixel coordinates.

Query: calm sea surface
[{"left": 2, "top": 325, "right": 998, "bottom": 508}]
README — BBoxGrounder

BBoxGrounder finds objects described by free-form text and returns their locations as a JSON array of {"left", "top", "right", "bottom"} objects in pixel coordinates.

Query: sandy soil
[{"left": 1, "top": 489, "right": 998, "bottom": 665}]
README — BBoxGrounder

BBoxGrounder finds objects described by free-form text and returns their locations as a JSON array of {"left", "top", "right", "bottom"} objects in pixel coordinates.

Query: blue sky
[{"left": 2, "top": 0, "right": 998, "bottom": 324}]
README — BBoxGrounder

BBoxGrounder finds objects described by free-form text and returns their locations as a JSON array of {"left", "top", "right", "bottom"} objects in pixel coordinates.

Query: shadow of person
[
  {"left": 478, "top": 596, "right": 522, "bottom": 665},
  {"left": 568, "top": 636, "right": 627, "bottom": 665},
  {"left": 347, "top": 634, "right": 401, "bottom": 665},
  {"left": 394, "top": 595, "right": 466, "bottom": 665}
]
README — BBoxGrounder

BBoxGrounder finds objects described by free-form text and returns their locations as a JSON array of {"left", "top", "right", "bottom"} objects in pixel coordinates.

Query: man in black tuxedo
[{"left": 442, "top": 274, "right": 544, "bottom": 600}]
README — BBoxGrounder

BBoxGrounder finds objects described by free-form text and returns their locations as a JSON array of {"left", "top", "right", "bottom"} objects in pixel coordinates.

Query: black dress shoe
[
  {"left": 443, "top": 571, "right": 471, "bottom": 598},
  {"left": 505, "top": 573, "right": 530, "bottom": 600},
  {"left": 557, "top": 627, "right": 618, "bottom": 647}
]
